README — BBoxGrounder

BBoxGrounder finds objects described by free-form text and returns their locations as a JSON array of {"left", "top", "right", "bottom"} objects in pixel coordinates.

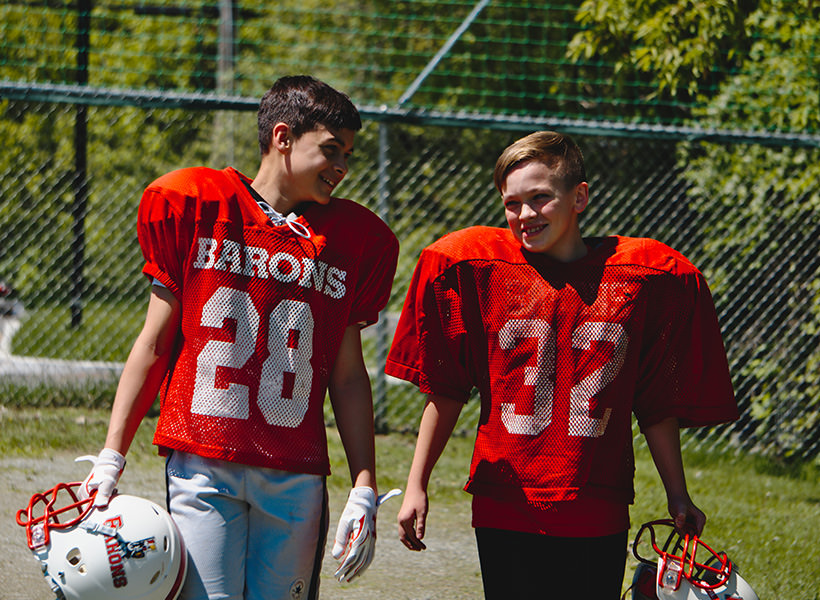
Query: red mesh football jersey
[
  {"left": 386, "top": 226, "right": 737, "bottom": 505},
  {"left": 139, "top": 167, "right": 398, "bottom": 475}
]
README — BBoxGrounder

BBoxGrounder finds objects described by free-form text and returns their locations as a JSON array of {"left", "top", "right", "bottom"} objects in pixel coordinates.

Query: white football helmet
[
  {"left": 16, "top": 481, "right": 187, "bottom": 600},
  {"left": 629, "top": 519, "right": 758, "bottom": 600}
]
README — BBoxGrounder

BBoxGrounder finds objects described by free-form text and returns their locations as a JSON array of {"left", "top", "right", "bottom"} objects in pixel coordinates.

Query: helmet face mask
[
  {"left": 16, "top": 482, "right": 187, "bottom": 600},
  {"left": 17, "top": 481, "right": 96, "bottom": 551},
  {"left": 630, "top": 519, "right": 759, "bottom": 600}
]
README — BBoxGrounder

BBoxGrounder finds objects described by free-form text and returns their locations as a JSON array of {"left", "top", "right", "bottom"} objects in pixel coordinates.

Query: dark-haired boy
[{"left": 82, "top": 75, "right": 398, "bottom": 599}]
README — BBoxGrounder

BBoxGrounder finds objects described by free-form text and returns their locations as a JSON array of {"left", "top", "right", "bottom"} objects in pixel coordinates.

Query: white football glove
[
  {"left": 75, "top": 448, "right": 126, "bottom": 508},
  {"left": 332, "top": 487, "right": 402, "bottom": 583}
]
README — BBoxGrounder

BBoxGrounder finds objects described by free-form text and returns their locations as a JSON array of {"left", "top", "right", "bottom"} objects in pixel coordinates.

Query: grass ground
[{"left": 2, "top": 406, "right": 818, "bottom": 599}]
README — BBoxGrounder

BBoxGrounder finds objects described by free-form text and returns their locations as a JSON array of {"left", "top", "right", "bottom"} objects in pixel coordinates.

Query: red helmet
[
  {"left": 629, "top": 519, "right": 758, "bottom": 600},
  {"left": 16, "top": 481, "right": 186, "bottom": 600}
]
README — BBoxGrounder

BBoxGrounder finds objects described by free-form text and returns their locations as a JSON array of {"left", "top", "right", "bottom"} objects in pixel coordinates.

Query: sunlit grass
[
  {"left": 11, "top": 300, "right": 146, "bottom": 361},
  {"left": 2, "top": 406, "right": 817, "bottom": 599}
]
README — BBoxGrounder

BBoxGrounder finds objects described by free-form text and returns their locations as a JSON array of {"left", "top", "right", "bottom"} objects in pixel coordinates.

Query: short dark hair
[
  {"left": 257, "top": 75, "right": 362, "bottom": 155},
  {"left": 493, "top": 131, "right": 586, "bottom": 192}
]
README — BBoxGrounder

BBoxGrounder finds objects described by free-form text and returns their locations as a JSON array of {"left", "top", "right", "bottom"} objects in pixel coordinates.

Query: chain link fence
[
  {"left": 1, "top": 100, "right": 818, "bottom": 464},
  {"left": 1, "top": 1, "right": 818, "bottom": 463}
]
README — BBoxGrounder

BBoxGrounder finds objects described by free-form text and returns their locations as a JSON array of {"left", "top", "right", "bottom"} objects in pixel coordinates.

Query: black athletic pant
[{"left": 475, "top": 527, "right": 628, "bottom": 599}]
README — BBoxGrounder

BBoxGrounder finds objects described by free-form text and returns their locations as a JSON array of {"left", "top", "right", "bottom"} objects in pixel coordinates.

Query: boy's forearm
[
  {"left": 104, "top": 336, "right": 174, "bottom": 454},
  {"left": 331, "top": 375, "right": 377, "bottom": 490},
  {"left": 644, "top": 416, "right": 707, "bottom": 534},
  {"left": 104, "top": 285, "right": 180, "bottom": 455},
  {"left": 329, "top": 325, "right": 378, "bottom": 490},
  {"left": 643, "top": 417, "right": 689, "bottom": 499},
  {"left": 406, "top": 394, "right": 464, "bottom": 492}
]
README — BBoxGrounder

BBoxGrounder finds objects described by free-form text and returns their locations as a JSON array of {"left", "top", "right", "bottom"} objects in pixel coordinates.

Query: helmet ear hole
[{"left": 66, "top": 547, "right": 82, "bottom": 567}]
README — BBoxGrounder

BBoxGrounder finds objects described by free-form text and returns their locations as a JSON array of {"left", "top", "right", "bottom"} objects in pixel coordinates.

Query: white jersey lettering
[
  {"left": 193, "top": 237, "right": 348, "bottom": 299},
  {"left": 193, "top": 237, "right": 218, "bottom": 269},
  {"left": 214, "top": 239, "right": 243, "bottom": 273}
]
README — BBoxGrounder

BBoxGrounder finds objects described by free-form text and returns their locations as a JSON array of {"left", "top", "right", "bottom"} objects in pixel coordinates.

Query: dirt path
[{"left": 2, "top": 452, "right": 483, "bottom": 599}]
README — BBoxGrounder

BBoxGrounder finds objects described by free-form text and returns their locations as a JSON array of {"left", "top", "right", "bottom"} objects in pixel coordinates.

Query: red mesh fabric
[
  {"left": 140, "top": 167, "right": 398, "bottom": 474},
  {"left": 386, "top": 228, "right": 737, "bottom": 504}
]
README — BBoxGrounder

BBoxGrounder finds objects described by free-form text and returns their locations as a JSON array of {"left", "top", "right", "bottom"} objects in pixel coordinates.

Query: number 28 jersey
[
  {"left": 139, "top": 167, "right": 398, "bottom": 475},
  {"left": 386, "top": 227, "right": 737, "bottom": 505}
]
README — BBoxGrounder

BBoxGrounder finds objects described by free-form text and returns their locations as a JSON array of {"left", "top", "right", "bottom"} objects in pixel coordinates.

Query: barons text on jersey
[{"left": 192, "top": 236, "right": 347, "bottom": 299}]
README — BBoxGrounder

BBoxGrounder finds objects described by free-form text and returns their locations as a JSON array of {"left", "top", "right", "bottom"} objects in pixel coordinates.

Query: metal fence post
[
  {"left": 70, "top": 0, "right": 92, "bottom": 328},
  {"left": 373, "top": 120, "right": 391, "bottom": 432}
]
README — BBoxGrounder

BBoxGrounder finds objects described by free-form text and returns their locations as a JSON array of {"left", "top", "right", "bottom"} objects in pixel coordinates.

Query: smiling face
[
  {"left": 501, "top": 159, "right": 589, "bottom": 261},
  {"left": 281, "top": 123, "right": 355, "bottom": 209}
]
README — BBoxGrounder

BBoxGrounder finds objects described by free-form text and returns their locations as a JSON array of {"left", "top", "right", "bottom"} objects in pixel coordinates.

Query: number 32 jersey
[
  {"left": 139, "top": 167, "right": 398, "bottom": 475},
  {"left": 386, "top": 226, "right": 738, "bottom": 505}
]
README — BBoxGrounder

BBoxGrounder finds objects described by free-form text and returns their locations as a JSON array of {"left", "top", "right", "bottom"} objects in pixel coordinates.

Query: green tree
[
  {"left": 567, "top": 0, "right": 820, "bottom": 462},
  {"left": 682, "top": 1, "right": 820, "bottom": 462},
  {"left": 567, "top": 0, "right": 756, "bottom": 106}
]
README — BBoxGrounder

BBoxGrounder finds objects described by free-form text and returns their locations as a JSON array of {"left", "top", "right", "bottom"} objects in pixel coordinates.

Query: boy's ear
[
  {"left": 574, "top": 182, "right": 589, "bottom": 214},
  {"left": 272, "top": 122, "right": 292, "bottom": 153}
]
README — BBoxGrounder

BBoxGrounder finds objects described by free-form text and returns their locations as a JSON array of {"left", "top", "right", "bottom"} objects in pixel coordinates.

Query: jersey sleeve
[
  {"left": 385, "top": 247, "right": 474, "bottom": 402},
  {"left": 633, "top": 268, "right": 739, "bottom": 430},
  {"left": 347, "top": 221, "right": 399, "bottom": 328},
  {"left": 136, "top": 175, "right": 197, "bottom": 299}
]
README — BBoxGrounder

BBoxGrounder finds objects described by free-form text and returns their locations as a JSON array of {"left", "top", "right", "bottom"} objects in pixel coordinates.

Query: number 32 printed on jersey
[{"left": 498, "top": 319, "right": 628, "bottom": 439}]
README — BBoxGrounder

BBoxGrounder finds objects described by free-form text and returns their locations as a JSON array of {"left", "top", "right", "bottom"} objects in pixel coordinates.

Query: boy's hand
[
  {"left": 75, "top": 448, "right": 126, "bottom": 507},
  {"left": 668, "top": 494, "right": 706, "bottom": 537},
  {"left": 397, "top": 486, "right": 429, "bottom": 551},
  {"left": 332, "top": 487, "right": 401, "bottom": 582}
]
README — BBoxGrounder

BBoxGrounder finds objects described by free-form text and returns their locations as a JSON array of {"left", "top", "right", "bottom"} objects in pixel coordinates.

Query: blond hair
[{"left": 493, "top": 131, "right": 586, "bottom": 192}]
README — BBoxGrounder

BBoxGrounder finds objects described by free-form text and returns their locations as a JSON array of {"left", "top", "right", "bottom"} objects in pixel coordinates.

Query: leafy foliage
[
  {"left": 568, "top": 0, "right": 820, "bottom": 462},
  {"left": 568, "top": 0, "right": 755, "bottom": 101},
  {"left": 680, "top": 0, "right": 820, "bottom": 462}
]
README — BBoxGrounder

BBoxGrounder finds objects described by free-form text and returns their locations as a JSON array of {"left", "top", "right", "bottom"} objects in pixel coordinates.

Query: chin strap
[
  {"left": 257, "top": 200, "right": 312, "bottom": 239},
  {"left": 79, "top": 520, "right": 119, "bottom": 538}
]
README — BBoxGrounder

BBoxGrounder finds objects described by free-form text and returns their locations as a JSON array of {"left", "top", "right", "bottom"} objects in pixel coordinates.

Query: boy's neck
[
  {"left": 536, "top": 230, "right": 588, "bottom": 263},
  {"left": 558, "top": 235, "right": 589, "bottom": 262},
  {"left": 250, "top": 167, "right": 296, "bottom": 215}
]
